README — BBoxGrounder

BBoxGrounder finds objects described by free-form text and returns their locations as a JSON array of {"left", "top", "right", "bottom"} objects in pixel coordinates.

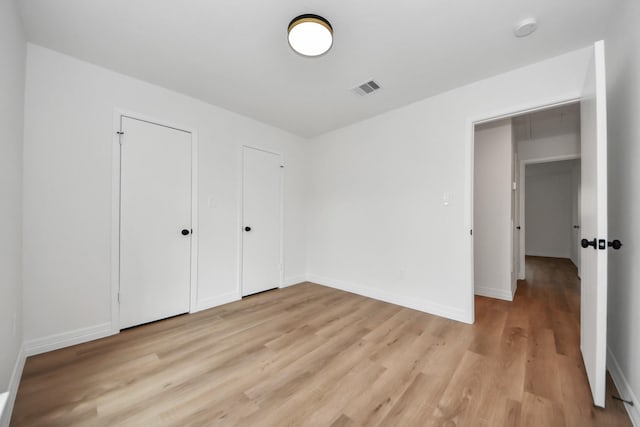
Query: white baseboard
[
  {"left": 194, "top": 292, "right": 241, "bottom": 312},
  {"left": 281, "top": 276, "right": 307, "bottom": 288},
  {"left": 307, "top": 274, "right": 471, "bottom": 324},
  {"left": 608, "top": 347, "right": 639, "bottom": 426},
  {"left": 475, "top": 286, "right": 514, "bottom": 301},
  {"left": 24, "top": 322, "right": 114, "bottom": 357},
  {"left": 525, "top": 252, "right": 571, "bottom": 259},
  {"left": 0, "top": 344, "right": 26, "bottom": 427}
]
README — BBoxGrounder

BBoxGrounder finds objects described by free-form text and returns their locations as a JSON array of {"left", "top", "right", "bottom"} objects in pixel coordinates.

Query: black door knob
[
  {"left": 581, "top": 238, "right": 597, "bottom": 249},
  {"left": 608, "top": 240, "right": 623, "bottom": 250},
  {"left": 244, "top": 226, "right": 252, "bottom": 232},
  {"left": 181, "top": 229, "right": 190, "bottom": 236}
]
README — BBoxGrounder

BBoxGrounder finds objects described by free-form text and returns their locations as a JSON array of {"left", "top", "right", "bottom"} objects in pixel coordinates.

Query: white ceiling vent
[{"left": 352, "top": 80, "right": 381, "bottom": 96}]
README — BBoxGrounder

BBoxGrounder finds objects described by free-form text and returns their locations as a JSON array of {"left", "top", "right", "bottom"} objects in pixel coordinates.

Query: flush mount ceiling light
[
  {"left": 514, "top": 18, "right": 538, "bottom": 38},
  {"left": 288, "top": 14, "right": 333, "bottom": 57}
]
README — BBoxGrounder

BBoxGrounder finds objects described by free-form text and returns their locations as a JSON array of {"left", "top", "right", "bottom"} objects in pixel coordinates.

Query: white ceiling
[{"left": 18, "top": 0, "right": 612, "bottom": 137}]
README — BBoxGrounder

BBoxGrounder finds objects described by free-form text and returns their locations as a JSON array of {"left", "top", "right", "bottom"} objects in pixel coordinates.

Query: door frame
[
  {"left": 237, "top": 145, "right": 285, "bottom": 297},
  {"left": 465, "top": 96, "right": 580, "bottom": 323},
  {"left": 518, "top": 154, "right": 581, "bottom": 279},
  {"left": 111, "top": 109, "right": 199, "bottom": 334}
]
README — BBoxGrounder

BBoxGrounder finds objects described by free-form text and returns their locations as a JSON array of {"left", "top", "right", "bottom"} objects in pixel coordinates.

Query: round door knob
[
  {"left": 608, "top": 240, "right": 623, "bottom": 250},
  {"left": 181, "top": 229, "right": 190, "bottom": 236},
  {"left": 244, "top": 226, "right": 252, "bottom": 232},
  {"left": 581, "top": 238, "right": 597, "bottom": 249}
]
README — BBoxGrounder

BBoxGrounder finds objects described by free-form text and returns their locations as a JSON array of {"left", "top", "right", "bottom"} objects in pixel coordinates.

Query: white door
[
  {"left": 242, "top": 147, "right": 282, "bottom": 296},
  {"left": 119, "top": 116, "right": 192, "bottom": 329},
  {"left": 579, "top": 40, "right": 608, "bottom": 408}
]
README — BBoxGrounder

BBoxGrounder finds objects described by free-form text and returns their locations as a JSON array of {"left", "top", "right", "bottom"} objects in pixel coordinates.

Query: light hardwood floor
[{"left": 12, "top": 257, "right": 632, "bottom": 426}]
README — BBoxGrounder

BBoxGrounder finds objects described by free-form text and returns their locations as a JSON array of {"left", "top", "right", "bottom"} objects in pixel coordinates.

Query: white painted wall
[
  {"left": 307, "top": 47, "right": 592, "bottom": 323},
  {"left": 524, "top": 161, "right": 575, "bottom": 259},
  {"left": 22, "top": 45, "right": 308, "bottom": 348},
  {"left": 0, "top": 0, "right": 25, "bottom": 424},
  {"left": 605, "top": 0, "right": 640, "bottom": 423},
  {"left": 473, "top": 119, "right": 514, "bottom": 300}
]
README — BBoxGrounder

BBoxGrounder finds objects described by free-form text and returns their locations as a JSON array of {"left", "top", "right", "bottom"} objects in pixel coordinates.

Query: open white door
[{"left": 579, "top": 40, "right": 608, "bottom": 408}]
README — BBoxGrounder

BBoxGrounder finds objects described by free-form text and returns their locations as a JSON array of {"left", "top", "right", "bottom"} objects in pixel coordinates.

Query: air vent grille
[{"left": 353, "top": 80, "right": 381, "bottom": 96}]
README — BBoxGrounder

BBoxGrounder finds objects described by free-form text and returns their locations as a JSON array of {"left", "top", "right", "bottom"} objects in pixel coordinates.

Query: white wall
[
  {"left": 473, "top": 119, "right": 514, "bottom": 300},
  {"left": 524, "top": 161, "right": 575, "bottom": 259},
  {"left": 0, "top": 0, "right": 25, "bottom": 424},
  {"left": 306, "top": 47, "right": 592, "bottom": 323},
  {"left": 605, "top": 0, "right": 640, "bottom": 423},
  {"left": 22, "top": 45, "right": 308, "bottom": 349}
]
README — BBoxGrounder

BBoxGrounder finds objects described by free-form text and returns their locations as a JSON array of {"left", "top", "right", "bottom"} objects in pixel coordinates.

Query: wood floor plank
[
  {"left": 431, "top": 350, "right": 492, "bottom": 425},
  {"left": 10, "top": 257, "right": 633, "bottom": 426},
  {"left": 378, "top": 372, "right": 436, "bottom": 426},
  {"left": 521, "top": 391, "right": 566, "bottom": 427},
  {"left": 524, "top": 327, "right": 563, "bottom": 402}
]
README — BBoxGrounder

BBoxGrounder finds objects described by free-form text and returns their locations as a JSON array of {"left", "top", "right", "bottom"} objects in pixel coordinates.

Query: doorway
[
  {"left": 473, "top": 102, "right": 581, "bottom": 301},
  {"left": 470, "top": 41, "right": 610, "bottom": 408},
  {"left": 241, "top": 146, "right": 283, "bottom": 296},
  {"left": 117, "top": 115, "right": 196, "bottom": 329},
  {"left": 523, "top": 159, "right": 581, "bottom": 273}
]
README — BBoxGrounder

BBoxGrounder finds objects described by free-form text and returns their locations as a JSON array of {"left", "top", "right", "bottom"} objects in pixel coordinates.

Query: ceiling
[{"left": 18, "top": 0, "right": 613, "bottom": 137}]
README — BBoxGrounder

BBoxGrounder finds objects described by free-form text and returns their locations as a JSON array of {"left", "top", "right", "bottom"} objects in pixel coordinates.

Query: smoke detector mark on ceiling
[
  {"left": 353, "top": 80, "right": 381, "bottom": 96},
  {"left": 514, "top": 18, "right": 538, "bottom": 38}
]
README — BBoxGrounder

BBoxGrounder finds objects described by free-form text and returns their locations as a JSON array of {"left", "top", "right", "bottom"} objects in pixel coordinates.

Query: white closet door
[
  {"left": 242, "top": 147, "right": 282, "bottom": 296},
  {"left": 119, "top": 116, "right": 192, "bottom": 329}
]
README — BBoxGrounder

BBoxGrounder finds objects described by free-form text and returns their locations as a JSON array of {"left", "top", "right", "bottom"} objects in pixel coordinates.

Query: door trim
[
  {"left": 111, "top": 109, "right": 199, "bottom": 334},
  {"left": 465, "top": 96, "right": 580, "bottom": 324},
  {"left": 238, "top": 145, "right": 285, "bottom": 298}
]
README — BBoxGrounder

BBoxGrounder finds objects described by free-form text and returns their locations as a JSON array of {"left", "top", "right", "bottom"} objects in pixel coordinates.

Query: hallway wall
[{"left": 474, "top": 119, "right": 514, "bottom": 300}]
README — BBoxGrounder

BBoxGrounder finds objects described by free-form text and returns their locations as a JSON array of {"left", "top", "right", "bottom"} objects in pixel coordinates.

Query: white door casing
[
  {"left": 241, "top": 146, "right": 283, "bottom": 296},
  {"left": 579, "top": 40, "right": 608, "bottom": 408},
  {"left": 119, "top": 116, "right": 192, "bottom": 329},
  {"left": 513, "top": 152, "right": 520, "bottom": 285}
]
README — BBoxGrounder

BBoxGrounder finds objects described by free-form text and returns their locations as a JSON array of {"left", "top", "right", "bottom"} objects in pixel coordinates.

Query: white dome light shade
[{"left": 288, "top": 15, "right": 333, "bottom": 57}]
